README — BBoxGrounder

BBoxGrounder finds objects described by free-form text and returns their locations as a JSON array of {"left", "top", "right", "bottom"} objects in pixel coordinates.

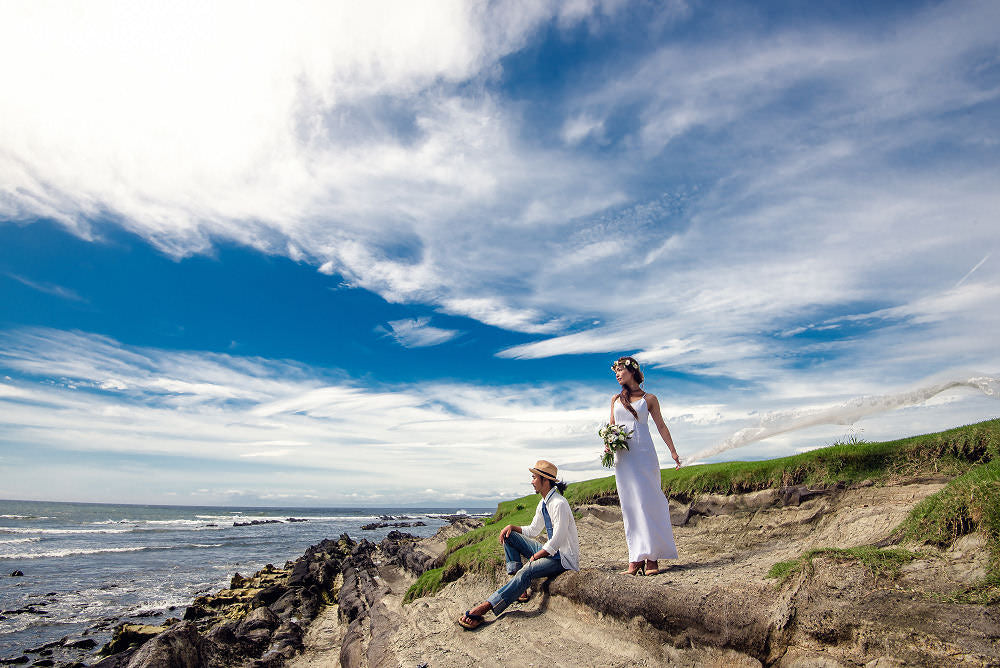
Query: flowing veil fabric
[{"left": 614, "top": 395, "right": 678, "bottom": 562}]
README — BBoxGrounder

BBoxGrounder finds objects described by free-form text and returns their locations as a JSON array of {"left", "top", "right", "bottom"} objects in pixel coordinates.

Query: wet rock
[
  {"left": 89, "top": 650, "right": 136, "bottom": 668},
  {"left": 62, "top": 637, "right": 97, "bottom": 650},
  {"left": 233, "top": 519, "right": 282, "bottom": 527},
  {"left": 122, "top": 621, "right": 212, "bottom": 668},
  {"left": 9, "top": 571, "right": 23, "bottom": 577},
  {"left": 0, "top": 657, "right": 28, "bottom": 665},
  {"left": 99, "top": 624, "right": 167, "bottom": 656},
  {"left": 181, "top": 604, "right": 211, "bottom": 621},
  {"left": 360, "top": 521, "right": 426, "bottom": 530}
]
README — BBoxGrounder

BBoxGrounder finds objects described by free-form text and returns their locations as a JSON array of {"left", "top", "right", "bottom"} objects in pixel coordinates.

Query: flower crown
[{"left": 611, "top": 358, "right": 639, "bottom": 371}]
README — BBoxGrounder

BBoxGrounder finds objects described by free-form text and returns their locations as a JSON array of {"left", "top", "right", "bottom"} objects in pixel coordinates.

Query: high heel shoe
[
  {"left": 644, "top": 560, "right": 659, "bottom": 575},
  {"left": 621, "top": 561, "right": 645, "bottom": 575}
]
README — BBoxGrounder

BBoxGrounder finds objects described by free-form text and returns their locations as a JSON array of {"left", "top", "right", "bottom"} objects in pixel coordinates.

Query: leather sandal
[{"left": 457, "top": 610, "right": 485, "bottom": 630}]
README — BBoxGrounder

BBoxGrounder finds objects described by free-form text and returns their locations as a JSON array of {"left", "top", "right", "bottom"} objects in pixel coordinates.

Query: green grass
[
  {"left": 403, "top": 419, "right": 1000, "bottom": 604},
  {"left": 766, "top": 546, "right": 924, "bottom": 584},
  {"left": 567, "top": 419, "right": 1000, "bottom": 505}
]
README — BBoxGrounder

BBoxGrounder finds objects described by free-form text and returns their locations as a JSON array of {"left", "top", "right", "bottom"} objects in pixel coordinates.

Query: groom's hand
[{"left": 498, "top": 524, "right": 515, "bottom": 544}]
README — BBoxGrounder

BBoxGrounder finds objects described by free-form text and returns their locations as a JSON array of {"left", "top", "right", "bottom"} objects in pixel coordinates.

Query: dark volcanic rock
[
  {"left": 378, "top": 531, "right": 435, "bottom": 575},
  {"left": 121, "top": 621, "right": 212, "bottom": 668},
  {"left": 359, "top": 521, "right": 426, "bottom": 530},
  {"left": 251, "top": 585, "right": 286, "bottom": 608},
  {"left": 9, "top": 571, "right": 23, "bottom": 577},
  {"left": 236, "top": 607, "right": 279, "bottom": 636}
]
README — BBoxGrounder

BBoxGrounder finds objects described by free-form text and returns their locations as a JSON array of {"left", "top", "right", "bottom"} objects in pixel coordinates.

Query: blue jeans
[{"left": 487, "top": 531, "right": 565, "bottom": 615}]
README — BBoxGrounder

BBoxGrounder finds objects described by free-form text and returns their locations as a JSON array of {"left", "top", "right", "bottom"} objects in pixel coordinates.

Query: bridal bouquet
[{"left": 598, "top": 423, "right": 633, "bottom": 468}]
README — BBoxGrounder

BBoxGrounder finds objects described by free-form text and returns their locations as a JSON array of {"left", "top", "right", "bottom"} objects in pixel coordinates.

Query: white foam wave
[
  {"left": 0, "top": 526, "right": 132, "bottom": 535},
  {"left": 0, "top": 514, "right": 52, "bottom": 520},
  {"left": 0, "top": 536, "right": 41, "bottom": 545},
  {"left": 0, "top": 542, "right": 224, "bottom": 560},
  {"left": 690, "top": 375, "right": 1000, "bottom": 463}
]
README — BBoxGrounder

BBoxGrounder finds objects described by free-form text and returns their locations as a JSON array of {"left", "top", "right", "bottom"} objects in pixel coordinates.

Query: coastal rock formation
[
  {"left": 359, "top": 521, "right": 425, "bottom": 530},
  {"left": 377, "top": 531, "right": 436, "bottom": 574},
  {"left": 89, "top": 534, "right": 365, "bottom": 668},
  {"left": 284, "top": 479, "right": 998, "bottom": 668}
]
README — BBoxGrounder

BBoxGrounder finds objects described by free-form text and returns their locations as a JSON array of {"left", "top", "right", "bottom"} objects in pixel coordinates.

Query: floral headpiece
[{"left": 611, "top": 358, "right": 639, "bottom": 371}]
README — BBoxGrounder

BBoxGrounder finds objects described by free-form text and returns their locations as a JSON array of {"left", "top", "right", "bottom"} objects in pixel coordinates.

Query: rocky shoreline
[
  {"left": 6, "top": 481, "right": 998, "bottom": 666},
  {"left": 0, "top": 516, "right": 480, "bottom": 668}
]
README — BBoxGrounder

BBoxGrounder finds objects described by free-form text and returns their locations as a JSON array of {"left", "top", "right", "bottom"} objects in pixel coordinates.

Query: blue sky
[{"left": 1, "top": 0, "right": 998, "bottom": 507}]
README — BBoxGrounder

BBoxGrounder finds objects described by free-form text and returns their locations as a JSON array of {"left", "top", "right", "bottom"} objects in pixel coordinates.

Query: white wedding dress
[{"left": 613, "top": 395, "right": 678, "bottom": 562}]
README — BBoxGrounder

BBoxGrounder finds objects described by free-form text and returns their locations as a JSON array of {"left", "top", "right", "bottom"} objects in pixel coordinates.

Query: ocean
[{"left": 0, "top": 499, "right": 490, "bottom": 661}]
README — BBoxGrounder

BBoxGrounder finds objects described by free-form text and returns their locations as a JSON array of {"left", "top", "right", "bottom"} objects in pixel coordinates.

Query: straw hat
[{"left": 529, "top": 460, "right": 558, "bottom": 482}]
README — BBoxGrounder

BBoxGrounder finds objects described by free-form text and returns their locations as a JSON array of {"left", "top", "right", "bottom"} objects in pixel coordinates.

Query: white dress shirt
[{"left": 519, "top": 486, "right": 580, "bottom": 571}]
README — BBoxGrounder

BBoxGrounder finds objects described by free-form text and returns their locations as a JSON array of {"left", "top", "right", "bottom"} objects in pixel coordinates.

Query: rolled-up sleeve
[{"left": 519, "top": 501, "right": 544, "bottom": 538}]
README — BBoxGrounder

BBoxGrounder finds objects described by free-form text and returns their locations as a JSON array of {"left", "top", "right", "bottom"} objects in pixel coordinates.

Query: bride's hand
[{"left": 672, "top": 452, "right": 681, "bottom": 469}]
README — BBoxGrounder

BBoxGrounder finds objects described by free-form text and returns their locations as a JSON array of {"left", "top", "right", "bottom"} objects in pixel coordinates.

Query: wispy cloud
[
  {"left": 1, "top": 328, "right": 996, "bottom": 504},
  {"left": 379, "top": 317, "right": 459, "bottom": 348},
  {"left": 5, "top": 273, "right": 86, "bottom": 302},
  {"left": 1, "top": 2, "right": 998, "bottom": 502}
]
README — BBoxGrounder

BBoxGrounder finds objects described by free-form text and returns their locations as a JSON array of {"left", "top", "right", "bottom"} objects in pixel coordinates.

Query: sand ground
[{"left": 288, "top": 479, "right": 989, "bottom": 667}]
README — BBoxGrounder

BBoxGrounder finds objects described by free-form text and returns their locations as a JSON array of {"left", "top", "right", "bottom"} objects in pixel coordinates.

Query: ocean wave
[
  {"left": 0, "top": 514, "right": 52, "bottom": 520},
  {"left": 0, "top": 526, "right": 132, "bottom": 535},
  {"left": 0, "top": 543, "right": 225, "bottom": 560},
  {"left": 0, "top": 536, "right": 41, "bottom": 545}
]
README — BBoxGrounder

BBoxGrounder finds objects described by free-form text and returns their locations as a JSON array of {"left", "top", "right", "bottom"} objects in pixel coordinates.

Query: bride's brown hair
[{"left": 614, "top": 356, "right": 644, "bottom": 420}]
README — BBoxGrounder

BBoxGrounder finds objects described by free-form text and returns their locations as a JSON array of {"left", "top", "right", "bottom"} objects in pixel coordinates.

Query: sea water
[{"left": 0, "top": 499, "right": 489, "bottom": 660}]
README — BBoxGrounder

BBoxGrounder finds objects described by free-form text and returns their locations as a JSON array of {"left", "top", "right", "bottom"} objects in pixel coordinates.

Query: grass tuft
[{"left": 767, "top": 546, "right": 924, "bottom": 584}]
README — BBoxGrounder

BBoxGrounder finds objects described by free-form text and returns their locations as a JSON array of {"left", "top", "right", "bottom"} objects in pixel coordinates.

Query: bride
[{"left": 610, "top": 356, "right": 681, "bottom": 575}]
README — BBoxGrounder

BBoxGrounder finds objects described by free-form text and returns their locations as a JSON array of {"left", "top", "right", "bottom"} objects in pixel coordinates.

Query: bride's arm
[
  {"left": 645, "top": 394, "right": 681, "bottom": 469},
  {"left": 609, "top": 394, "right": 618, "bottom": 425}
]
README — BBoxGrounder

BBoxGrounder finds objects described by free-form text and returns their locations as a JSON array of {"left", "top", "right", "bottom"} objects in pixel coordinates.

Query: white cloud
[
  {"left": 1, "top": 3, "right": 999, "bottom": 501},
  {"left": 2, "top": 328, "right": 997, "bottom": 505},
  {"left": 5, "top": 273, "right": 86, "bottom": 302},
  {"left": 382, "top": 317, "right": 459, "bottom": 348}
]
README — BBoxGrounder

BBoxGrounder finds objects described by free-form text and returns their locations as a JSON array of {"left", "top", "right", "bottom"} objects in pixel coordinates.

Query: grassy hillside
[{"left": 404, "top": 419, "right": 1000, "bottom": 603}]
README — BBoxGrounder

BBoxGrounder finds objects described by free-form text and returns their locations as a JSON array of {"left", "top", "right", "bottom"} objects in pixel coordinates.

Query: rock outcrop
[
  {"left": 90, "top": 533, "right": 364, "bottom": 668},
  {"left": 284, "top": 480, "right": 998, "bottom": 668}
]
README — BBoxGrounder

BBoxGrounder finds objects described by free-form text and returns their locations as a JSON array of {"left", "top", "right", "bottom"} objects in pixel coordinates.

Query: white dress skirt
[{"left": 613, "top": 395, "right": 678, "bottom": 562}]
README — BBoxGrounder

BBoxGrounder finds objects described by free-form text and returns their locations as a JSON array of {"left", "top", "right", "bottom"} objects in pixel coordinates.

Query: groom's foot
[
  {"left": 457, "top": 610, "right": 485, "bottom": 630},
  {"left": 517, "top": 588, "right": 532, "bottom": 602}
]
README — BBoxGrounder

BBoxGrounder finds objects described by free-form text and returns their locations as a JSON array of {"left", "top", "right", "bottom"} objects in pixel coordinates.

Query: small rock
[{"left": 9, "top": 571, "right": 23, "bottom": 577}]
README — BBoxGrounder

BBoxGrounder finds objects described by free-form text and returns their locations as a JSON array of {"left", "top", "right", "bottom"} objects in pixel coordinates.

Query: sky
[{"left": 1, "top": 0, "right": 998, "bottom": 507}]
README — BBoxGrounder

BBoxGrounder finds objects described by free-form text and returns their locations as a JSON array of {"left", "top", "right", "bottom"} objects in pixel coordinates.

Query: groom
[{"left": 457, "top": 460, "right": 580, "bottom": 630}]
